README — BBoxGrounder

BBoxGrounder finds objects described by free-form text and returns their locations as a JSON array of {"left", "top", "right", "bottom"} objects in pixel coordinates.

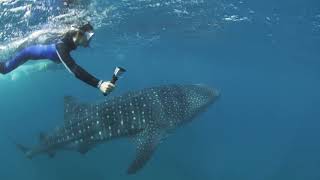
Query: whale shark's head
[{"left": 181, "top": 84, "right": 220, "bottom": 120}]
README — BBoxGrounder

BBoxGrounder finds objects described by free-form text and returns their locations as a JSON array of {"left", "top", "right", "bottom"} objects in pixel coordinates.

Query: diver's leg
[
  {"left": 0, "top": 44, "right": 58, "bottom": 74},
  {"left": 0, "top": 47, "right": 33, "bottom": 74}
]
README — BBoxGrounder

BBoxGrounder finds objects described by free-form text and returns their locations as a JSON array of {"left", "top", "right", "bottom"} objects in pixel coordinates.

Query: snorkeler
[{"left": 0, "top": 23, "right": 115, "bottom": 95}]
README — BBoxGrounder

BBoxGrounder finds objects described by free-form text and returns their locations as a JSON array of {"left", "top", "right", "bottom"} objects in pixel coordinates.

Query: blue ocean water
[{"left": 0, "top": 0, "right": 320, "bottom": 179}]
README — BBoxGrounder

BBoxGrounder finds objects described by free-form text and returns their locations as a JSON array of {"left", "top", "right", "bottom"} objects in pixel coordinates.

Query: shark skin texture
[{"left": 17, "top": 84, "right": 220, "bottom": 174}]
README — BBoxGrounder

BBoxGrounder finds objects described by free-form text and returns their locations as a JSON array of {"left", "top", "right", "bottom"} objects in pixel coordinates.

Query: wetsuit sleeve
[{"left": 61, "top": 53, "right": 101, "bottom": 88}]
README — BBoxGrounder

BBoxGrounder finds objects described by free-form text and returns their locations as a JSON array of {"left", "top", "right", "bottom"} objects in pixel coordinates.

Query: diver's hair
[
  {"left": 78, "top": 23, "right": 94, "bottom": 32},
  {"left": 64, "top": 22, "right": 93, "bottom": 39}
]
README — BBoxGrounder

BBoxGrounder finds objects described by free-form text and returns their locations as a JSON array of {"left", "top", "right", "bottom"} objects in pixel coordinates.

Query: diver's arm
[
  {"left": 55, "top": 39, "right": 115, "bottom": 93},
  {"left": 62, "top": 53, "right": 101, "bottom": 88}
]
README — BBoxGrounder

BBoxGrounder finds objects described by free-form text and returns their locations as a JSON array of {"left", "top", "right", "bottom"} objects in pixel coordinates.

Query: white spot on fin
[{"left": 127, "top": 129, "right": 163, "bottom": 174}]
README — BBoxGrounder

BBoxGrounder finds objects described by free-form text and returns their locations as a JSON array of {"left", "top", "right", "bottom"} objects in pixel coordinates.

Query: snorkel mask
[
  {"left": 78, "top": 23, "right": 95, "bottom": 47},
  {"left": 83, "top": 31, "right": 94, "bottom": 46}
]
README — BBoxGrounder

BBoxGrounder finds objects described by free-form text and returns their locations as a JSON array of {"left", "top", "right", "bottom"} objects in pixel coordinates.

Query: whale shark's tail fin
[
  {"left": 8, "top": 136, "right": 32, "bottom": 159},
  {"left": 16, "top": 143, "right": 29, "bottom": 154},
  {"left": 13, "top": 134, "right": 55, "bottom": 159},
  {"left": 15, "top": 143, "right": 34, "bottom": 159},
  {"left": 15, "top": 142, "right": 55, "bottom": 159}
]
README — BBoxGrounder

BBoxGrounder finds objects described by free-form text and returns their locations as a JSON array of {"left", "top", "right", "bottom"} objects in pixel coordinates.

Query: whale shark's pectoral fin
[
  {"left": 77, "top": 144, "right": 93, "bottom": 155},
  {"left": 128, "top": 128, "right": 164, "bottom": 174},
  {"left": 48, "top": 152, "right": 56, "bottom": 158}
]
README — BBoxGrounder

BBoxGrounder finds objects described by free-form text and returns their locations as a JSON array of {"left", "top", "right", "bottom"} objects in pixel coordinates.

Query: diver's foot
[{"left": 0, "top": 62, "right": 5, "bottom": 74}]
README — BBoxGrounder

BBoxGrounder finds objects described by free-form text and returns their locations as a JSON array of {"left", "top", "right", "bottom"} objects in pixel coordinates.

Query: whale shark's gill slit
[{"left": 64, "top": 96, "right": 91, "bottom": 126}]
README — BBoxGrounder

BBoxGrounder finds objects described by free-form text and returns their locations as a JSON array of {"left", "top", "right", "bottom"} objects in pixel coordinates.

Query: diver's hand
[{"left": 98, "top": 81, "right": 115, "bottom": 95}]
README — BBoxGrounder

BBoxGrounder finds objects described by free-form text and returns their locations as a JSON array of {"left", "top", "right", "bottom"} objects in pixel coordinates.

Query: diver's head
[{"left": 74, "top": 23, "right": 95, "bottom": 47}]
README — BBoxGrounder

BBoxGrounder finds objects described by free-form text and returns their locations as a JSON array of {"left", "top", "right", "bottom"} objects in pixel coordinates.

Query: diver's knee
[
  {"left": 0, "top": 68, "right": 10, "bottom": 74},
  {"left": 0, "top": 62, "right": 10, "bottom": 74}
]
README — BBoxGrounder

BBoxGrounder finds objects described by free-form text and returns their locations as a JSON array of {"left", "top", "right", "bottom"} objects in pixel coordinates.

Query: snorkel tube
[{"left": 104, "top": 67, "right": 126, "bottom": 96}]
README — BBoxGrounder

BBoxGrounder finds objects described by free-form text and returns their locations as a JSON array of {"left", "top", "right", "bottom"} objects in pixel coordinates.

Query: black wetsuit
[
  {"left": 0, "top": 30, "right": 101, "bottom": 88},
  {"left": 55, "top": 31, "right": 101, "bottom": 88}
]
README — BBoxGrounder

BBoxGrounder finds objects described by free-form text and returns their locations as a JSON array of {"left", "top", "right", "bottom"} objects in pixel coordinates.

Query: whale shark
[{"left": 17, "top": 84, "right": 220, "bottom": 174}]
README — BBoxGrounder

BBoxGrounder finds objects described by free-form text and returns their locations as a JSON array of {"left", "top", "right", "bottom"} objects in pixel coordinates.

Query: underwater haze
[{"left": 1, "top": 0, "right": 320, "bottom": 179}]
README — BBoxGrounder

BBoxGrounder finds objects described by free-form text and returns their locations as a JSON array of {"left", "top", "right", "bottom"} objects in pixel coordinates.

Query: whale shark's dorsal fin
[
  {"left": 39, "top": 132, "right": 48, "bottom": 145},
  {"left": 128, "top": 127, "right": 164, "bottom": 174}
]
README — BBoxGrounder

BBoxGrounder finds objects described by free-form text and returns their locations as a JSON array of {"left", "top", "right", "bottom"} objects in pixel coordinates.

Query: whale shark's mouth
[
  {"left": 208, "top": 88, "right": 221, "bottom": 104},
  {"left": 191, "top": 84, "right": 220, "bottom": 104}
]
